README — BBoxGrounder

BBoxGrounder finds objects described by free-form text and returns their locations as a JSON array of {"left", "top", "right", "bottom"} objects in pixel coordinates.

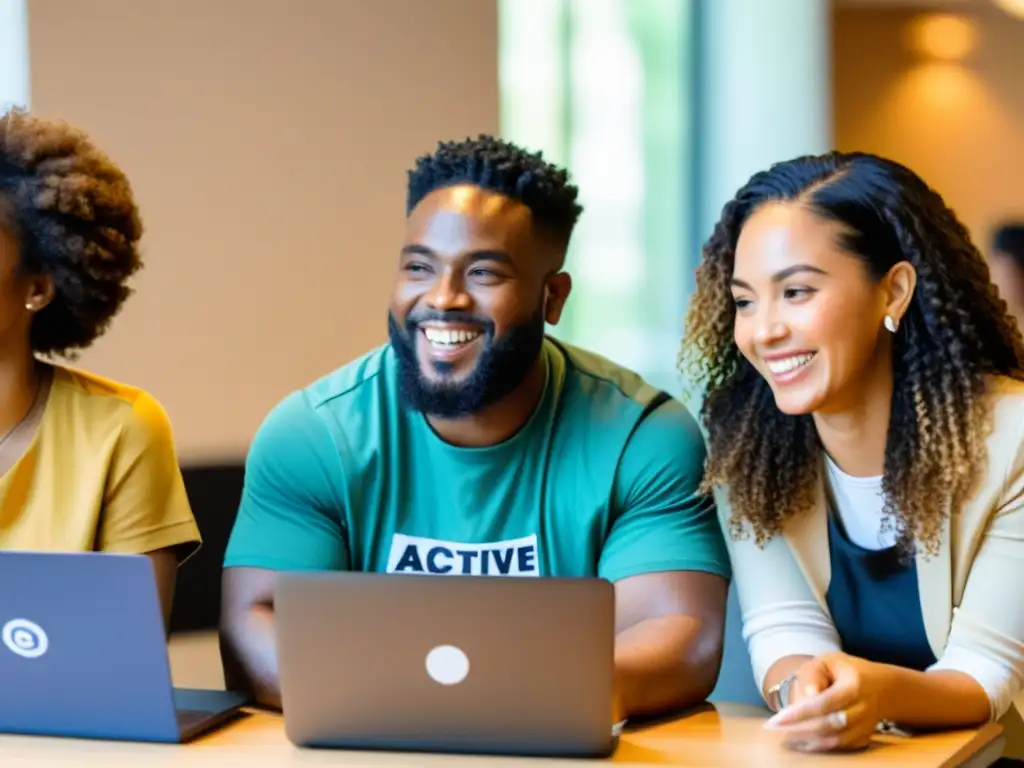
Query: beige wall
[
  {"left": 25, "top": 0, "right": 498, "bottom": 461},
  {"left": 833, "top": 5, "right": 1024, "bottom": 243}
]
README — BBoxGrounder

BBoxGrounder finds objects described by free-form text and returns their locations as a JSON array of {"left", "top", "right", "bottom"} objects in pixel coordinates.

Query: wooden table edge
[{"left": 940, "top": 722, "right": 1004, "bottom": 768}]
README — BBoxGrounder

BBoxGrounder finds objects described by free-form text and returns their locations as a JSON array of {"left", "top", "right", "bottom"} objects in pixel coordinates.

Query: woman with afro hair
[
  {"left": 0, "top": 109, "right": 200, "bottom": 628},
  {"left": 681, "top": 151, "right": 1024, "bottom": 757}
]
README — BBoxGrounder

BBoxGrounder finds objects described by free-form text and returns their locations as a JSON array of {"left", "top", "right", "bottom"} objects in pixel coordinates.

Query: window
[
  {"left": 499, "top": 0, "right": 695, "bottom": 394},
  {"left": 0, "top": 0, "right": 30, "bottom": 110}
]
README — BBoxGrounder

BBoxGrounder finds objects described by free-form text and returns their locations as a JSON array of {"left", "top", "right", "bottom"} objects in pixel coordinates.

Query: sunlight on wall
[
  {"left": 909, "top": 13, "right": 978, "bottom": 62},
  {"left": 499, "top": 0, "right": 692, "bottom": 394},
  {"left": 834, "top": 7, "right": 1023, "bottom": 241}
]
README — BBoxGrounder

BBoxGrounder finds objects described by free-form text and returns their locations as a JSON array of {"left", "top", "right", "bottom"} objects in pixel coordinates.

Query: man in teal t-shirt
[{"left": 221, "top": 136, "right": 730, "bottom": 718}]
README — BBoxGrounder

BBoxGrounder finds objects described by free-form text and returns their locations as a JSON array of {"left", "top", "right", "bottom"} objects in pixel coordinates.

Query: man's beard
[{"left": 388, "top": 307, "right": 546, "bottom": 418}]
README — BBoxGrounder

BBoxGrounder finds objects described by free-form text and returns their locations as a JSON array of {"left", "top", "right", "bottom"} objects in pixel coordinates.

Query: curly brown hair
[
  {"left": 681, "top": 151, "right": 1024, "bottom": 556},
  {"left": 0, "top": 108, "right": 142, "bottom": 357}
]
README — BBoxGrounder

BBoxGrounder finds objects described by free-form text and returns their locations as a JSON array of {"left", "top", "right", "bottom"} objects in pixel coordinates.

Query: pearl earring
[
  {"left": 884, "top": 315, "right": 899, "bottom": 333},
  {"left": 24, "top": 303, "right": 34, "bottom": 311}
]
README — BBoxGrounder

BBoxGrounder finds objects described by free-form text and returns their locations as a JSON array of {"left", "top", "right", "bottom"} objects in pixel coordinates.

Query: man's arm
[
  {"left": 599, "top": 399, "right": 732, "bottom": 718},
  {"left": 613, "top": 570, "right": 727, "bottom": 717},
  {"left": 220, "top": 567, "right": 282, "bottom": 708},
  {"left": 218, "top": 391, "right": 349, "bottom": 709}
]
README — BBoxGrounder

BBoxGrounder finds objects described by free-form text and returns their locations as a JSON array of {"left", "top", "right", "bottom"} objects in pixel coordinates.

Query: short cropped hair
[{"left": 406, "top": 135, "right": 583, "bottom": 253}]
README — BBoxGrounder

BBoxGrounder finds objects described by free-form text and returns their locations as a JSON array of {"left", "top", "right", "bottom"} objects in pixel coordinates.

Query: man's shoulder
[
  {"left": 553, "top": 338, "right": 669, "bottom": 416},
  {"left": 302, "top": 343, "right": 395, "bottom": 410},
  {"left": 254, "top": 343, "right": 398, "bottom": 454},
  {"left": 550, "top": 338, "right": 705, "bottom": 457}
]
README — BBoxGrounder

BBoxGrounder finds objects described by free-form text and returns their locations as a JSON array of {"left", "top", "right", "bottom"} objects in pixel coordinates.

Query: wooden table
[
  {"left": 1, "top": 632, "right": 1004, "bottom": 766},
  {"left": 1, "top": 701, "right": 1004, "bottom": 767}
]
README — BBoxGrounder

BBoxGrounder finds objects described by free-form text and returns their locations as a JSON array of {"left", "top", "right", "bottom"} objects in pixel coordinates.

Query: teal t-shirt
[{"left": 224, "top": 338, "right": 730, "bottom": 583}]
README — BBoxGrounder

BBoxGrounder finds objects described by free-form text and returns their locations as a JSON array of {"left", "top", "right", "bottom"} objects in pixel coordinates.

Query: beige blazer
[{"left": 716, "top": 376, "right": 1024, "bottom": 755}]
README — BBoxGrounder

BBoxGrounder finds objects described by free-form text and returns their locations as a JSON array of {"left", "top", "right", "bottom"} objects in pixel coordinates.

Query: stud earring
[
  {"left": 24, "top": 303, "right": 34, "bottom": 311},
  {"left": 884, "top": 315, "right": 899, "bottom": 333}
]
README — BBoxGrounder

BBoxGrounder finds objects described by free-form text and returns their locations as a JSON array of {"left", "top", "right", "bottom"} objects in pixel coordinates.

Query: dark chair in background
[{"left": 169, "top": 463, "right": 245, "bottom": 634}]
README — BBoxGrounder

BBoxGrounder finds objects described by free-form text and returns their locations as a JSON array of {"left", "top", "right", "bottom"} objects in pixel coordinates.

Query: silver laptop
[
  {"left": 0, "top": 551, "right": 249, "bottom": 743},
  {"left": 276, "top": 572, "right": 616, "bottom": 757}
]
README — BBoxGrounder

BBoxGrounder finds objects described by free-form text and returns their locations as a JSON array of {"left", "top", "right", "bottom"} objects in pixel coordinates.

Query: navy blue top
[{"left": 825, "top": 511, "right": 937, "bottom": 671}]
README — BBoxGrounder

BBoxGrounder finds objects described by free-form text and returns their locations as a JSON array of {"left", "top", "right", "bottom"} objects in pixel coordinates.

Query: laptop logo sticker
[
  {"left": 386, "top": 533, "right": 540, "bottom": 577},
  {"left": 2, "top": 618, "right": 49, "bottom": 659},
  {"left": 425, "top": 644, "right": 469, "bottom": 685}
]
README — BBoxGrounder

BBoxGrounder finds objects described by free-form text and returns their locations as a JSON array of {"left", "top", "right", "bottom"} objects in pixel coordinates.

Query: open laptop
[
  {"left": 0, "top": 550, "right": 249, "bottom": 743},
  {"left": 276, "top": 571, "right": 617, "bottom": 757}
]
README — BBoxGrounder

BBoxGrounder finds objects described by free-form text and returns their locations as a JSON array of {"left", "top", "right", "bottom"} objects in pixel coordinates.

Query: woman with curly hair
[
  {"left": 0, "top": 109, "right": 200, "bottom": 627},
  {"left": 681, "top": 151, "right": 1024, "bottom": 756}
]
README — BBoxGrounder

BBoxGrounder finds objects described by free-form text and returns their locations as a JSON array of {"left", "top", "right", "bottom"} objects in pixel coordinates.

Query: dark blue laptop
[{"left": 0, "top": 550, "right": 249, "bottom": 743}]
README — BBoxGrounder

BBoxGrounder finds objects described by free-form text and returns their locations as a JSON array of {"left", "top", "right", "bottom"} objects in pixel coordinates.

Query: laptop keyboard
[{"left": 176, "top": 709, "right": 210, "bottom": 733}]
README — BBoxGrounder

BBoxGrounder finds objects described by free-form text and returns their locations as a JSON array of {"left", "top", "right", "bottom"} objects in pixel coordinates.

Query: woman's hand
[{"left": 764, "top": 651, "right": 894, "bottom": 752}]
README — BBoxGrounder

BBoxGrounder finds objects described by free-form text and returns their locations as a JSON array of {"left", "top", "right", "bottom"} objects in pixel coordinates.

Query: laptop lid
[
  {"left": 276, "top": 572, "right": 616, "bottom": 757},
  {"left": 0, "top": 551, "right": 181, "bottom": 742}
]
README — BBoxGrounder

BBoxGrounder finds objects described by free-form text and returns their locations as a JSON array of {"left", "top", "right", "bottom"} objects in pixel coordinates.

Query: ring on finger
[{"left": 827, "top": 709, "right": 848, "bottom": 730}]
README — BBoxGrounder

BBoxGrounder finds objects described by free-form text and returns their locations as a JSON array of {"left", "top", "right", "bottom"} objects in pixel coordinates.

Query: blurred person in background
[
  {"left": 0, "top": 109, "right": 200, "bottom": 629},
  {"left": 988, "top": 222, "right": 1024, "bottom": 330},
  {"left": 682, "top": 151, "right": 1024, "bottom": 759},
  {"left": 220, "top": 135, "right": 730, "bottom": 718}
]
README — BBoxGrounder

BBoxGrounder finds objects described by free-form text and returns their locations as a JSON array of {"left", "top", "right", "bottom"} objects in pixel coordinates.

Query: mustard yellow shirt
[{"left": 0, "top": 364, "right": 202, "bottom": 558}]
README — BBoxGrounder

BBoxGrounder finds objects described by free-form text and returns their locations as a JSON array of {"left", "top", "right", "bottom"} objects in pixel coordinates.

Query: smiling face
[
  {"left": 388, "top": 184, "right": 570, "bottom": 417},
  {"left": 730, "top": 202, "right": 909, "bottom": 416}
]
